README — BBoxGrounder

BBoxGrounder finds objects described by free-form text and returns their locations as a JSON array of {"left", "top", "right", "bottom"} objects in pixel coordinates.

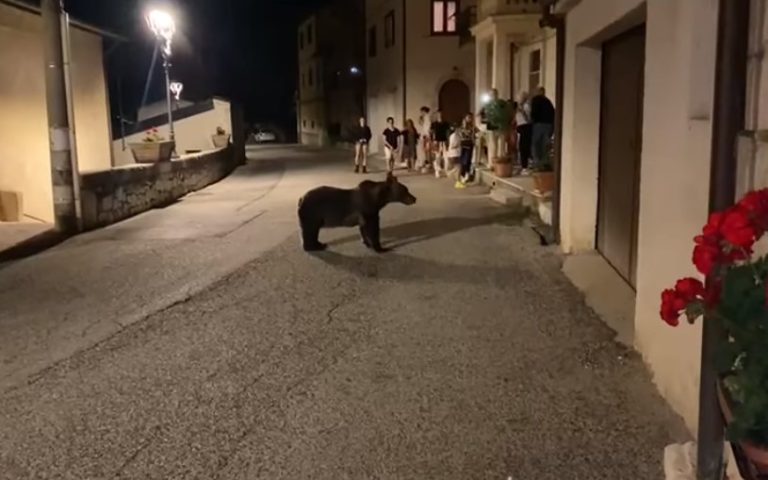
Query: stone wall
[{"left": 80, "top": 147, "right": 235, "bottom": 230}]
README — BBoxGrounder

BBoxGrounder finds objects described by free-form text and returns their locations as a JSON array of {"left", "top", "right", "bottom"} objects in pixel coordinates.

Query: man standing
[
  {"left": 418, "top": 106, "right": 432, "bottom": 173},
  {"left": 530, "top": 86, "right": 555, "bottom": 169},
  {"left": 354, "top": 116, "right": 372, "bottom": 174},
  {"left": 382, "top": 117, "right": 401, "bottom": 172},
  {"left": 430, "top": 110, "right": 451, "bottom": 178}
]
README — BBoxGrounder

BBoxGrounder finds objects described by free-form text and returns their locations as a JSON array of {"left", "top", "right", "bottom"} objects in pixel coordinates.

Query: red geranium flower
[
  {"left": 675, "top": 277, "right": 704, "bottom": 302},
  {"left": 660, "top": 289, "right": 683, "bottom": 327},
  {"left": 720, "top": 207, "right": 756, "bottom": 250},
  {"left": 693, "top": 243, "right": 720, "bottom": 276}
]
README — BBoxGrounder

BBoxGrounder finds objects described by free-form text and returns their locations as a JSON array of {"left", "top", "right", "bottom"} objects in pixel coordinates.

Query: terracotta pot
[
  {"left": 129, "top": 141, "right": 175, "bottom": 164},
  {"left": 533, "top": 171, "right": 555, "bottom": 194},
  {"left": 212, "top": 134, "right": 230, "bottom": 148},
  {"left": 718, "top": 381, "right": 768, "bottom": 473},
  {"left": 493, "top": 161, "right": 513, "bottom": 178}
]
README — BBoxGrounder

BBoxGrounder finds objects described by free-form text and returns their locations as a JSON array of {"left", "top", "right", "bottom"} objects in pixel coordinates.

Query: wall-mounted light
[
  {"left": 350, "top": 66, "right": 361, "bottom": 75},
  {"left": 481, "top": 93, "right": 491, "bottom": 105}
]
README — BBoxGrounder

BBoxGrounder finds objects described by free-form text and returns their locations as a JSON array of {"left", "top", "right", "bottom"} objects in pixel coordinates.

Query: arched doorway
[{"left": 438, "top": 79, "right": 470, "bottom": 125}]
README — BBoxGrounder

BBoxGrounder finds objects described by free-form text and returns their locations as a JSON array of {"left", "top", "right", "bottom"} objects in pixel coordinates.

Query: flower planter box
[
  {"left": 533, "top": 171, "right": 555, "bottom": 194},
  {"left": 718, "top": 381, "right": 768, "bottom": 475},
  {"left": 129, "top": 141, "right": 175, "bottom": 164},
  {"left": 212, "top": 134, "right": 230, "bottom": 149}
]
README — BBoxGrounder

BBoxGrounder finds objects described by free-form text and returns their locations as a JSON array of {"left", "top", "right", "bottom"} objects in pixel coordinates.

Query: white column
[
  {"left": 475, "top": 36, "right": 487, "bottom": 110},
  {"left": 492, "top": 30, "right": 510, "bottom": 99}
]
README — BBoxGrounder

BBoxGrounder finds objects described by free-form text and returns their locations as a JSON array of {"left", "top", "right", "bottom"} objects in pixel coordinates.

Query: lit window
[{"left": 432, "top": 0, "right": 459, "bottom": 35}]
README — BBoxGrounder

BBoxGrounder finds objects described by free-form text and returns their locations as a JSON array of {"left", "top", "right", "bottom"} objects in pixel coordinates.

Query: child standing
[{"left": 455, "top": 114, "right": 477, "bottom": 189}]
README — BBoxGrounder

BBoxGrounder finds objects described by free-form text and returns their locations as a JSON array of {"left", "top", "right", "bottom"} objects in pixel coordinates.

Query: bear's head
[{"left": 385, "top": 172, "right": 417, "bottom": 206}]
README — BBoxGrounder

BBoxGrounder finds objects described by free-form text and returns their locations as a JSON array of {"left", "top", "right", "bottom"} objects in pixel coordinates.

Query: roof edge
[{"left": 0, "top": 0, "right": 129, "bottom": 42}]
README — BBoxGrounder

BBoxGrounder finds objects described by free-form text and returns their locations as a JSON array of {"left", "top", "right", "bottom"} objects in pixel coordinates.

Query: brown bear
[{"left": 298, "top": 172, "right": 417, "bottom": 253}]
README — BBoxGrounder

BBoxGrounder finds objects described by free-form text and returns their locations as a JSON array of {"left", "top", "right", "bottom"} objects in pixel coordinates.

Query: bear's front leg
[{"left": 362, "top": 214, "right": 389, "bottom": 253}]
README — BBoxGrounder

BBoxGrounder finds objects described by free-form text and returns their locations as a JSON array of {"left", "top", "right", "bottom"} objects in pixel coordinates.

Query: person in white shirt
[
  {"left": 446, "top": 126, "right": 461, "bottom": 177},
  {"left": 417, "top": 106, "right": 432, "bottom": 173}
]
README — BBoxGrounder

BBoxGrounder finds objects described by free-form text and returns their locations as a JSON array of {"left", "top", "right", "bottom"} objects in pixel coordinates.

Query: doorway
[
  {"left": 438, "top": 79, "right": 470, "bottom": 124},
  {"left": 596, "top": 25, "right": 646, "bottom": 288}
]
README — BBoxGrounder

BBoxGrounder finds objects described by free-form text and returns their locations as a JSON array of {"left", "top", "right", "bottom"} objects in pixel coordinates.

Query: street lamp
[
  {"left": 147, "top": 9, "right": 176, "bottom": 142},
  {"left": 169, "top": 81, "right": 183, "bottom": 109}
]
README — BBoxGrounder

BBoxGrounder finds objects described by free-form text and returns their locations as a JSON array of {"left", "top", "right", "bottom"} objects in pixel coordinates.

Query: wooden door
[{"left": 597, "top": 25, "right": 646, "bottom": 287}]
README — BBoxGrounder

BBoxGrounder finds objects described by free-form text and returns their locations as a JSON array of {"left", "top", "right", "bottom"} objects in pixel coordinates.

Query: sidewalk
[{"left": 0, "top": 146, "right": 348, "bottom": 392}]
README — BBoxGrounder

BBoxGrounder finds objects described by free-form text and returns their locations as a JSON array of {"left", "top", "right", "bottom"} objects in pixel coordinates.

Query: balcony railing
[{"left": 478, "top": 0, "right": 542, "bottom": 20}]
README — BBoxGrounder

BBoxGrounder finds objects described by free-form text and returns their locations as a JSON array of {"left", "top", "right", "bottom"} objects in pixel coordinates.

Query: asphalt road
[{"left": 0, "top": 146, "right": 688, "bottom": 479}]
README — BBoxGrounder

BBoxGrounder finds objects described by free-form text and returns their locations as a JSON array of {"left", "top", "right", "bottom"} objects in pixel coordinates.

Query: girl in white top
[{"left": 446, "top": 128, "right": 461, "bottom": 176}]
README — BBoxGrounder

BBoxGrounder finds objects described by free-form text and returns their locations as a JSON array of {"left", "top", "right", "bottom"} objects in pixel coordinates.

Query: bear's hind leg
[{"left": 301, "top": 220, "right": 326, "bottom": 252}]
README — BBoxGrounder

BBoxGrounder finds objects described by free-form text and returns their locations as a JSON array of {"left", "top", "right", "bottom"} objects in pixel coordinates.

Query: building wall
[
  {"left": 366, "top": 0, "right": 405, "bottom": 153},
  {"left": 404, "top": 0, "right": 476, "bottom": 126},
  {"left": 112, "top": 99, "right": 232, "bottom": 166},
  {"left": 559, "top": 0, "right": 719, "bottom": 433},
  {"left": 0, "top": 4, "right": 112, "bottom": 222},
  {"left": 366, "top": 0, "right": 476, "bottom": 153}
]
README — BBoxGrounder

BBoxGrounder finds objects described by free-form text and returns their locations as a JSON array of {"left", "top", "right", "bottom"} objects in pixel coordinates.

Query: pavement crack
[
  {"left": 325, "top": 280, "right": 349, "bottom": 324},
  {"left": 111, "top": 428, "right": 158, "bottom": 479}
]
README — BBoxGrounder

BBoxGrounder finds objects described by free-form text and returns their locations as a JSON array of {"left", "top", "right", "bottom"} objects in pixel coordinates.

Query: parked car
[{"left": 252, "top": 129, "right": 277, "bottom": 143}]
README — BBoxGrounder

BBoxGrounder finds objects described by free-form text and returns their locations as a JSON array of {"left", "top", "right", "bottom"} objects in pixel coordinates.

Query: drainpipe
[
  {"left": 540, "top": 1, "right": 565, "bottom": 244},
  {"left": 401, "top": 0, "right": 407, "bottom": 125},
  {"left": 698, "top": 1, "right": 749, "bottom": 479},
  {"left": 42, "top": 0, "right": 77, "bottom": 234},
  {"left": 61, "top": 12, "right": 83, "bottom": 231}
]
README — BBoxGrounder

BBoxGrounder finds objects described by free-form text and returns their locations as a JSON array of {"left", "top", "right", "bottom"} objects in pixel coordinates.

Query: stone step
[{"left": 489, "top": 188, "right": 523, "bottom": 207}]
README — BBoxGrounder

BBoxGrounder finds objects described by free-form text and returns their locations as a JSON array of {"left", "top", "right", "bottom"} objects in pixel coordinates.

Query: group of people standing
[
  {"left": 350, "top": 86, "right": 554, "bottom": 189},
  {"left": 484, "top": 86, "right": 555, "bottom": 175}
]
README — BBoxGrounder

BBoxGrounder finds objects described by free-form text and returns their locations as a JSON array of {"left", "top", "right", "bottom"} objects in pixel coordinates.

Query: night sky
[{"left": 57, "top": 0, "right": 332, "bottom": 132}]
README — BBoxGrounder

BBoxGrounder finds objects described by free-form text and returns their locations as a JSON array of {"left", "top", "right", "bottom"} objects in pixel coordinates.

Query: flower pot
[
  {"left": 533, "top": 171, "right": 555, "bottom": 194},
  {"left": 718, "top": 380, "right": 768, "bottom": 473},
  {"left": 129, "top": 141, "right": 175, "bottom": 164},
  {"left": 212, "top": 134, "right": 230, "bottom": 149},
  {"left": 493, "top": 161, "right": 513, "bottom": 178}
]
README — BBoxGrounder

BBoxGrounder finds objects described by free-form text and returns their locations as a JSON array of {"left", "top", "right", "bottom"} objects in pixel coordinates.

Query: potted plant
[
  {"left": 484, "top": 97, "right": 513, "bottom": 172},
  {"left": 532, "top": 141, "right": 555, "bottom": 194},
  {"left": 212, "top": 126, "right": 230, "bottom": 148},
  {"left": 129, "top": 128, "right": 174, "bottom": 164},
  {"left": 660, "top": 188, "right": 768, "bottom": 473}
]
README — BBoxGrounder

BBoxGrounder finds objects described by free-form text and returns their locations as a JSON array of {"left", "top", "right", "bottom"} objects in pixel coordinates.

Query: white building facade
[{"left": 365, "top": 0, "right": 476, "bottom": 153}]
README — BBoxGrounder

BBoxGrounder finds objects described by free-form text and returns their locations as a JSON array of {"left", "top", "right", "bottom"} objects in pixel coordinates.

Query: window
[
  {"left": 529, "top": 49, "right": 541, "bottom": 91},
  {"left": 311, "top": 120, "right": 315, "bottom": 129},
  {"left": 368, "top": 26, "right": 377, "bottom": 57},
  {"left": 431, "top": 0, "right": 458, "bottom": 35},
  {"left": 308, "top": 67, "right": 314, "bottom": 86},
  {"left": 384, "top": 11, "right": 395, "bottom": 48},
  {"left": 299, "top": 31, "right": 304, "bottom": 50},
  {"left": 307, "top": 24, "right": 313, "bottom": 45},
  {"left": 303, "top": 119, "right": 307, "bottom": 128}
]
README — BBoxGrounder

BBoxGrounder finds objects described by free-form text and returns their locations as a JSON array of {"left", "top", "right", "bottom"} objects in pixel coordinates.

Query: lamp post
[{"left": 146, "top": 10, "right": 176, "bottom": 142}]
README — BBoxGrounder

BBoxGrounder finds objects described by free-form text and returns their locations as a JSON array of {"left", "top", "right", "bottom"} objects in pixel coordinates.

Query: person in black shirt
[
  {"left": 354, "top": 116, "right": 372, "bottom": 174},
  {"left": 382, "top": 117, "right": 401, "bottom": 172},
  {"left": 401, "top": 119, "right": 419, "bottom": 171},
  {"left": 530, "top": 87, "right": 555, "bottom": 168},
  {"left": 430, "top": 110, "right": 451, "bottom": 178}
]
